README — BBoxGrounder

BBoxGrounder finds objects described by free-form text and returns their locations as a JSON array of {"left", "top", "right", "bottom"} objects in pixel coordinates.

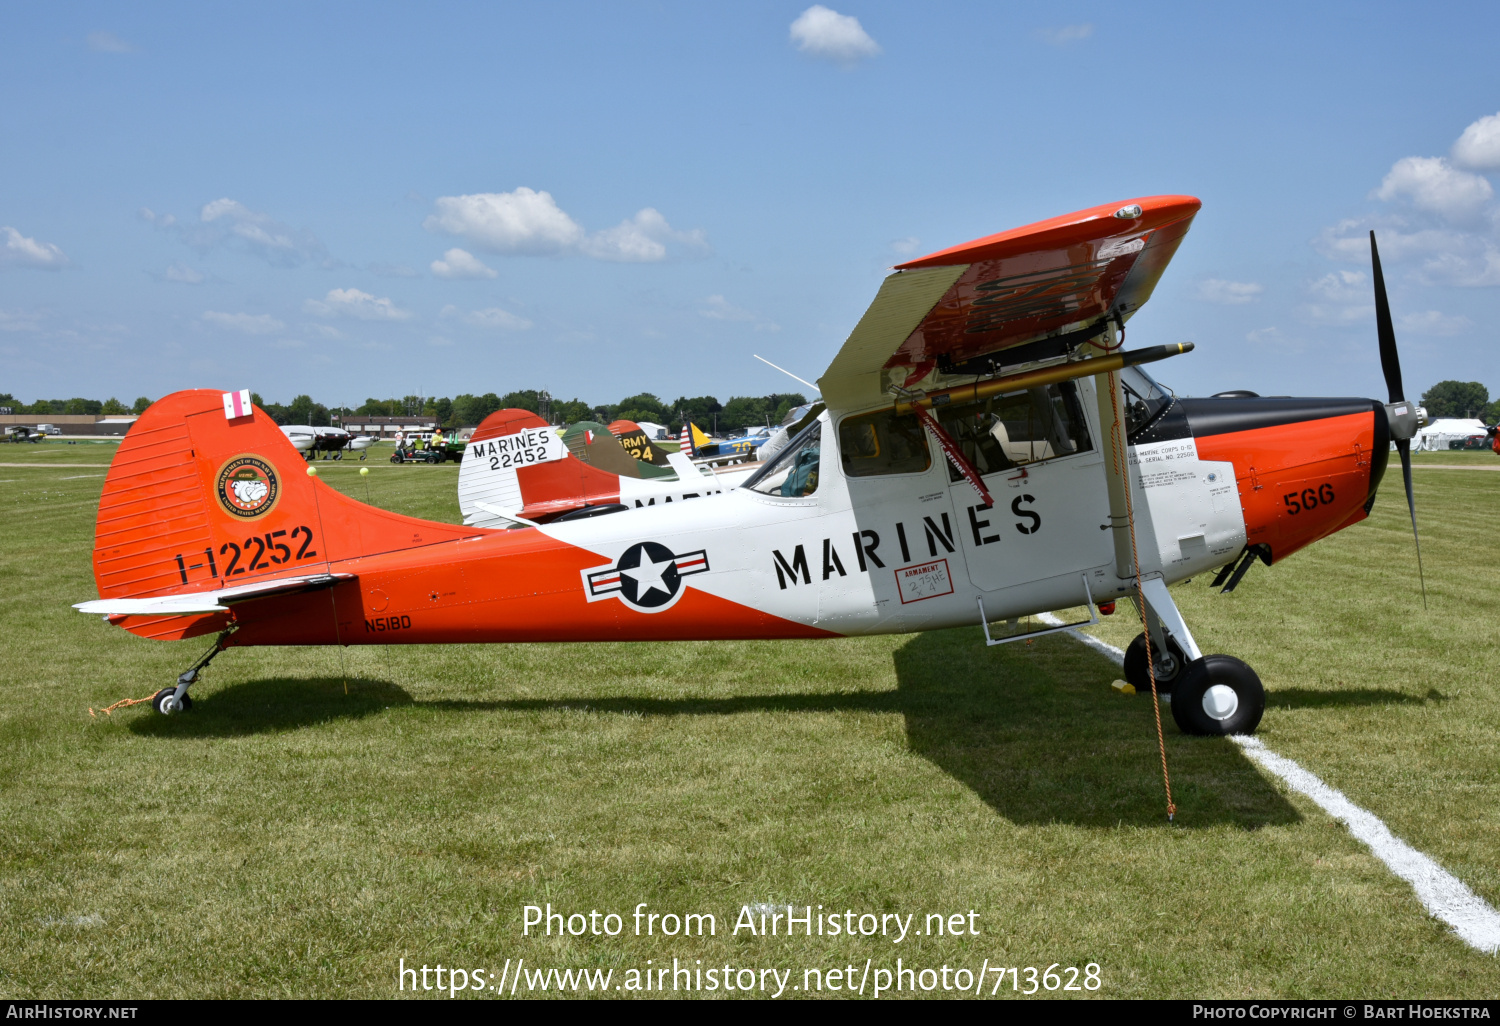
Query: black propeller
[{"left": 1370, "top": 231, "right": 1427, "bottom": 608}]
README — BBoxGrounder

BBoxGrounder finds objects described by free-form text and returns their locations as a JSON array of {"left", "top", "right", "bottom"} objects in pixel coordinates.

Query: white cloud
[
  {"left": 1, "top": 227, "right": 69, "bottom": 270},
  {"left": 1246, "top": 327, "right": 1283, "bottom": 345},
  {"left": 163, "top": 263, "right": 203, "bottom": 284},
  {"left": 87, "top": 31, "right": 135, "bottom": 53},
  {"left": 1316, "top": 218, "right": 1500, "bottom": 287},
  {"left": 1373, "top": 156, "right": 1493, "bottom": 224},
  {"left": 1309, "top": 270, "right": 1367, "bottom": 303},
  {"left": 142, "top": 200, "right": 325, "bottom": 267},
  {"left": 424, "top": 188, "right": 584, "bottom": 255},
  {"left": 426, "top": 188, "right": 705, "bottom": 263},
  {"left": 201, "top": 311, "right": 285, "bottom": 335},
  {"left": 1039, "top": 23, "right": 1094, "bottom": 45},
  {"left": 1196, "top": 278, "right": 1264, "bottom": 304},
  {"left": 198, "top": 198, "right": 327, "bottom": 266},
  {"left": 1452, "top": 111, "right": 1500, "bottom": 171},
  {"left": 305, "top": 323, "right": 345, "bottom": 339},
  {"left": 1398, "top": 310, "right": 1472, "bottom": 336},
  {"left": 890, "top": 236, "right": 921, "bottom": 255},
  {"left": 430, "top": 247, "right": 497, "bottom": 279},
  {"left": 580, "top": 208, "right": 708, "bottom": 262},
  {"left": 698, "top": 295, "right": 780, "bottom": 332},
  {"left": 1297, "top": 271, "right": 1371, "bottom": 326},
  {"left": 1409, "top": 247, "right": 1500, "bottom": 287},
  {"left": 0, "top": 309, "right": 45, "bottom": 332},
  {"left": 304, "top": 288, "right": 411, "bottom": 321},
  {"left": 439, "top": 304, "right": 532, "bottom": 331},
  {"left": 789, "top": 5, "right": 881, "bottom": 65}
]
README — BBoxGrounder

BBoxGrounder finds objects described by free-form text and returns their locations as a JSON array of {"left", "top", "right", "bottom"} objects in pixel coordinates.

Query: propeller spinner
[{"left": 1370, "top": 231, "right": 1428, "bottom": 608}]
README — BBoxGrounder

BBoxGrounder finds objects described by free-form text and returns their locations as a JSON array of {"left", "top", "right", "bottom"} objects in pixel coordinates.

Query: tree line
[
  {"left": 0, "top": 394, "right": 152, "bottom": 416},
  {"left": 1418, "top": 380, "right": 1500, "bottom": 422},
  {"left": 8, "top": 381, "right": 1491, "bottom": 429},
  {"left": 228, "top": 390, "right": 807, "bottom": 434}
]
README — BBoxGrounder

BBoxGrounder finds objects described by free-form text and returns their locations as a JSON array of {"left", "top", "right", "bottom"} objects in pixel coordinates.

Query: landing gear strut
[
  {"left": 1135, "top": 576, "right": 1264, "bottom": 735},
  {"left": 154, "top": 626, "right": 235, "bottom": 715}
]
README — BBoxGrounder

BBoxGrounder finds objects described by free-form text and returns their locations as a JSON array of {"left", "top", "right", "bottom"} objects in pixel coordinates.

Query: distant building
[
  {"left": 334, "top": 415, "right": 439, "bottom": 438},
  {"left": 0, "top": 414, "right": 138, "bottom": 436}
]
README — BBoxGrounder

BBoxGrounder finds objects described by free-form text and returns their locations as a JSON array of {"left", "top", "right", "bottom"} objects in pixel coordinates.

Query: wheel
[
  {"left": 389, "top": 453, "right": 401, "bottom": 464},
  {"left": 426, "top": 453, "right": 440, "bottom": 464},
  {"left": 152, "top": 688, "right": 193, "bottom": 715},
  {"left": 1123, "top": 632, "right": 1188, "bottom": 695},
  {"left": 333, "top": 451, "right": 343, "bottom": 461},
  {"left": 1170, "top": 656, "right": 1264, "bottom": 736},
  {"left": 360, "top": 453, "right": 367, "bottom": 461}
]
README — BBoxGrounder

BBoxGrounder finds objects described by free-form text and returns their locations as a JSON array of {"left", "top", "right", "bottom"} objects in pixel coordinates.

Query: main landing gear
[
  {"left": 152, "top": 627, "right": 235, "bottom": 715},
  {"left": 1132, "top": 578, "right": 1264, "bottom": 736}
]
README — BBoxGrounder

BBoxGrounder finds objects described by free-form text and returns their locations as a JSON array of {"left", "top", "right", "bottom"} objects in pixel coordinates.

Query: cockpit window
[
  {"left": 931, "top": 381, "right": 1092, "bottom": 481},
  {"left": 744, "top": 422, "right": 821, "bottom": 497},
  {"left": 1119, "top": 365, "right": 1172, "bottom": 436},
  {"left": 839, "top": 408, "right": 931, "bottom": 477}
]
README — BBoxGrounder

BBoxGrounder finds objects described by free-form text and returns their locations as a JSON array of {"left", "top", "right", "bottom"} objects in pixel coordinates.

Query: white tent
[{"left": 1412, "top": 417, "right": 1488, "bottom": 452}]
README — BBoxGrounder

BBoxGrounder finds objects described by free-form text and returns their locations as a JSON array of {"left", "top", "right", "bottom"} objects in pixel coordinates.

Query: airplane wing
[
  {"left": 74, "top": 572, "right": 354, "bottom": 616},
  {"left": 816, "top": 195, "right": 1201, "bottom": 410}
]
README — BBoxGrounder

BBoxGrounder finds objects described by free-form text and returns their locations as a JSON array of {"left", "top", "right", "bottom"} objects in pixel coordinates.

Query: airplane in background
[
  {"left": 679, "top": 422, "right": 760, "bottom": 465},
  {"left": 280, "top": 424, "right": 377, "bottom": 461},
  {"left": 457, "top": 410, "right": 757, "bottom": 528},
  {"left": 608, "top": 420, "right": 676, "bottom": 468},
  {"left": 74, "top": 195, "right": 1426, "bottom": 752}
]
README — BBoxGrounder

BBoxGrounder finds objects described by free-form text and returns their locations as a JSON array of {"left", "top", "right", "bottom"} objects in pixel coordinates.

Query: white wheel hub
[
  {"left": 1202, "top": 684, "right": 1239, "bottom": 721},
  {"left": 160, "top": 693, "right": 180, "bottom": 715}
]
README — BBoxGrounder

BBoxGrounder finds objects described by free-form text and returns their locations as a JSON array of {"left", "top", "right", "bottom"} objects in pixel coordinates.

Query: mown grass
[{"left": 1, "top": 441, "right": 1497, "bottom": 998}]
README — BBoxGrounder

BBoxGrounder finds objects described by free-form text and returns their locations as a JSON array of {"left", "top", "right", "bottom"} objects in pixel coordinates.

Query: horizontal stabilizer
[
  {"left": 75, "top": 572, "right": 354, "bottom": 616},
  {"left": 468, "top": 501, "right": 540, "bottom": 528}
]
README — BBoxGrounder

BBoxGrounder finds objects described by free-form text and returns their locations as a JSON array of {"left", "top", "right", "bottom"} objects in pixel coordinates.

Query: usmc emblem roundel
[{"left": 215, "top": 455, "right": 280, "bottom": 519}]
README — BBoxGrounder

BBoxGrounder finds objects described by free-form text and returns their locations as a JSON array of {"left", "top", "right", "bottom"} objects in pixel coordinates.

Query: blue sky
[{"left": 2, "top": 1, "right": 1498, "bottom": 408}]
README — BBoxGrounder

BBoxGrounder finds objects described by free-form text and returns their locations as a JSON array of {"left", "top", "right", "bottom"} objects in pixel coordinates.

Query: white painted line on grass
[
  {"left": 1231, "top": 735, "right": 1500, "bottom": 954},
  {"left": 1036, "top": 612, "right": 1500, "bottom": 955}
]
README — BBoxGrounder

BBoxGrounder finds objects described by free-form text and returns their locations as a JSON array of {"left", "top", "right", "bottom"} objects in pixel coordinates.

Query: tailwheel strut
[{"left": 154, "top": 626, "right": 236, "bottom": 715}]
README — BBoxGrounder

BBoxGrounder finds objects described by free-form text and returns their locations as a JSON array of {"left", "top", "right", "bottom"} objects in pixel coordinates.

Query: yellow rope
[
  {"left": 88, "top": 694, "right": 157, "bottom": 717},
  {"left": 1105, "top": 367, "right": 1177, "bottom": 821}
]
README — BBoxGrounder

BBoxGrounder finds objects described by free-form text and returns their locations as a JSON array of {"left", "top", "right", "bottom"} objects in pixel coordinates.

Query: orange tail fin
[{"left": 93, "top": 390, "right": 473, "bottom": 638}]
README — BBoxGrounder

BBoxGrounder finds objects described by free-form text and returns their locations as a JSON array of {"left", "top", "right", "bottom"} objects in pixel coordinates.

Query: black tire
[
  {"left": 1170, "top": 655, "right": 1264, "bottom": 736},
  {"left": 389, "top": 453, "right": 401, "bottom": 464},
  {"left": 152, "top": 688, "right": 193, "bottom": 714},
  {"left": 1123, "top": 632, "right": 1188, "bottom": 695},
  {"left": 425, "top": 452, "right": 440, "bottom": 464}
]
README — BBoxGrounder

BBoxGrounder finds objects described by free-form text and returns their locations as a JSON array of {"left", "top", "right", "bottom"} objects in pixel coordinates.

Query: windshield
[
  {"left": 1119, "top": 365, "right": 1172, "bottom": 436},
  {"left": 744, "top": 422, "right": 821, "bottom": 497}
]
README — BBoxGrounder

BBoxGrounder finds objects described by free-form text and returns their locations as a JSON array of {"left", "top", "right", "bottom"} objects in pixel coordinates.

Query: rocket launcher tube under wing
[{"left": 891, "top": 343, "right": 1193, "bottom": 415}]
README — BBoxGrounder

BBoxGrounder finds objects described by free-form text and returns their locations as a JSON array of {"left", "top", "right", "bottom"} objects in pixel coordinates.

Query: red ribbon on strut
[{"left": 911, "top": 405, "right": 994, "bottom": 508}]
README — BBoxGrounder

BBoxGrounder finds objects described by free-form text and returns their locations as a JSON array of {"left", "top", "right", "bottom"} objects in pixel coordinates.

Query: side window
[
  {"left": 745, "top": 423, "right": 822, "bottom": 497},
  {"left": 932, "top": 381, "right": 1092, "bottom": 481},
  {"left": 839, "top": 408, "right": 932, "bottom": 477}
]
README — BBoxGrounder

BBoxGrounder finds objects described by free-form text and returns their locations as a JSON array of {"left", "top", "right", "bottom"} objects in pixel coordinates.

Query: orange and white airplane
[{"left": 76, "top": 196, "right": 1423, "bottom": 738}]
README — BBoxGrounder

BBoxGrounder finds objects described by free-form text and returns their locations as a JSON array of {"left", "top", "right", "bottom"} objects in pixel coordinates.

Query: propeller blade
[
  {"left": 1396, "top": 438, "right": 1427, "bottom": 609},
  {"left": 1370, "top": 231, "right": 1405, "bottom": 404}
]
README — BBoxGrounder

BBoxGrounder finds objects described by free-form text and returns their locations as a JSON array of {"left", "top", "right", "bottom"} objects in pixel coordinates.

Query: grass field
[{"left": 1, "top": 439, "right": 1497, "bottom": 998}]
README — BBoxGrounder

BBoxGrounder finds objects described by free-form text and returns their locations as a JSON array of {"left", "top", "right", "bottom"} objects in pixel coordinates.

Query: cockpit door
[{"left": 933, "top": 381, "right": 1111, "bottom": 593}]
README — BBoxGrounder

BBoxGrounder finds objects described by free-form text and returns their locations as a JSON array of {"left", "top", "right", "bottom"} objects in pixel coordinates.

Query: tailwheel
[
  {"left": 152, "top": 688, "right": 193, "bottom": 715},
  {"left": 1123, "top": 632, "right": 1188, "bottom": 695},
  {"left": 1171, "top": 655, "right": 1264, "bottom": 736}
]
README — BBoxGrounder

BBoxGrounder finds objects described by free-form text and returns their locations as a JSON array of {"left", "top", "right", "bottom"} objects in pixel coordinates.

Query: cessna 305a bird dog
[{"left": 77, "top": 196, "right": 1424, "bottom": 740}]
